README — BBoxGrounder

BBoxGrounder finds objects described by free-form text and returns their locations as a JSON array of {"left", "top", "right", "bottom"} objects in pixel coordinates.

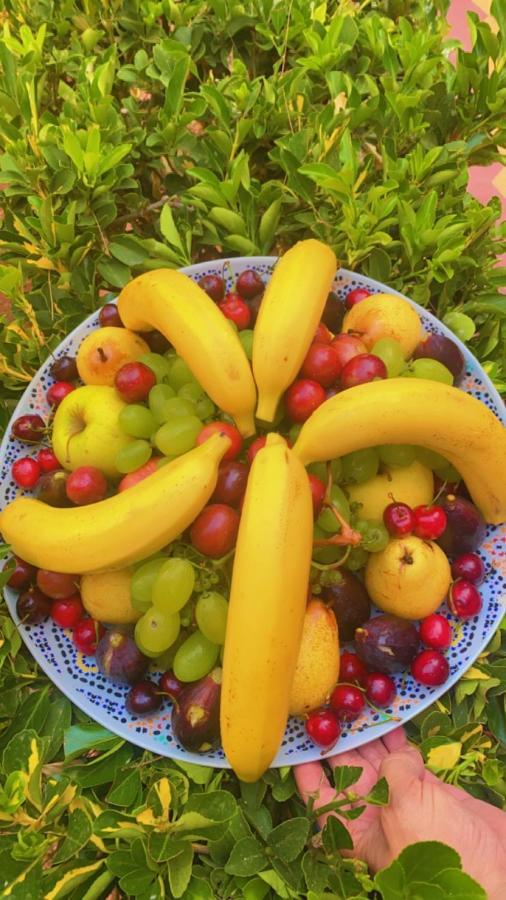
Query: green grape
[
  {"left": 404, "top": 358, "right": 453, "bottom": 385},
  {"left": 178, "top": 383, "right": 203, "bottom": 403},
  {"left": 135, "top": 608, "right": 180, "bottom": 657},
  {"left": 378, "top": 444, "right": 416, "bottom": 468},
  {"left": 131, "top": 557, "right": 167, "bottom": 611},
  {"left": 307, "top": 461, "right": 327, "bottom": 482},
  {"left": 289, "top": 422, "right": 302, "bottom": 444},
  {"left": 415, "top": 446, "right": 447, "bottom": 470},
  {"left": 162, "top": 398, "right": 196, "bottom": 420},
  {"left": 435, "top": 461, "right": 461, "bottom": 483},
  {"left": 239, "top": 329, "right": 254, "bottom": 360},
  {"left": 152, "top": 558, "right": 195, "bottom": 614},
  {"left": 173, "top": 630, "right": 220, "bottom": 682},
  {"left": 138, "top": 352, "right": 172, "bottom": 384},
  {"left": 119, "top": 404, "right": 157, "bottom": 439},
  {"left": 115, "top": 440, "right": 152, "bottom": 474},
  {"left": 355, "top": 518, "right": 389, "bottom": 552},
  {"left": 154, "top": 416, "right": 202, "bottom": 457},
  {"left": 317, "top": 484, "right": 350, "bottom": 534},
  {"left": 371, "top": 337, "right": 405, "bottom": 377},
  {"left": 168, "top": 358, "right": 197, "bottom": 391},
  {"left": 331, "top": 458, "right": 343, "bottom": 482},
  {"left": 312, "top": 524, "right": 343, "bottom": 564},
  {"left": 196, "top": 591, "right": 228, "bottom": 644},
  {"left": 148, "top": 384, "right": 176, "bottom": 424},
  {"left": 345, "top": 546, "right": 369, "bottom": 572},
  {"left": 341, "top": 448, "right": 379, "bottom": 484},
  {"left": 195, "top": 396, "right": 215, "bottom": 419}
]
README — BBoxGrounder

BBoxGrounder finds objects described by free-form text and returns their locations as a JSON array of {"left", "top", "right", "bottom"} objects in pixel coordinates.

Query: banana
[
  {"left": 117, "top": 269, "right": 256, "bottom": 437},
  {"left": 221, "top": 433, "right": 313, "bottom": 782},
  {"left": 252, "top": 240, "right": 337, "bottom": 422},
  {"left": 0, "top": 433, "right": 230, "bottom": 574},
  {"left": 293, "top": 378, "right": 506, "bottom": 525}
]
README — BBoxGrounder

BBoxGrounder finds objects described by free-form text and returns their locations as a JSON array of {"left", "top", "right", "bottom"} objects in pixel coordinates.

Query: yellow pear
[
  {"left": 346, "top": 460, "right": 433, "bottom": 521},
  {"left": 365, "top": 536, "right": 451, "bottom": 620},
  {"left": 342, "top": 293, "right": 423, "bottom": 358},
  {"left": 77, "top": 326, "right": 149, "bottom": 386},
  {"left": 289, "top": 600, "right": 339, "bottom": 716},
  {"left": 81, "top": 568, "right": 141, "bottom": 625}
]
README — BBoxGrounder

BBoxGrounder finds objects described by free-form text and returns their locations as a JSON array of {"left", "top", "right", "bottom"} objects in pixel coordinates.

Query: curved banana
[
  {"left": 0, "top": 433, "right": 230, "bottom": 574},
  {"left": 252, "top": 240, "right": 337, "bottom": 422},
  {"left": 117, "top": 269, "right": 257, "bottom": 436},
  {"left": 293, "top": 378, "right": 506, "bottom": 524},
  {"left": 221, "top": 433, "right": 313, "bottom": 782}
]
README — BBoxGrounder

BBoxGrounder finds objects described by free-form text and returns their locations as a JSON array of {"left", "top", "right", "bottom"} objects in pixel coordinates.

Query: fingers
[
  {"left": 382, "top": 726, "right": 407, "bottom": 753},
  {"left": 359, "top": 740, "right": 390, "bottom": 767},
  {"left": 294, "top": 761, "right": 337, "bottom": 818},
  {"left": 378, "top": 745, "right": 425, "bottom": 799}
]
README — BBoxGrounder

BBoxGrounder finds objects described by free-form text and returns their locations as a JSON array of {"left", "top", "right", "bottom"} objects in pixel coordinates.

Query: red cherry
[
  {"left": 330, "top": 684, "right": 366, "bottom": 722},
  {"left": 159, "top": 670, "right": 185, "bottom": 701},
  {"left": 339, "top": 652, "right": 369, "bottom": 686},
  {"left": 66, "top": 467, "right": 108, "bottom": 505},
  {"left": 47, "top": 381, "right": 75, "bottom": 407},
  {"left": 37, "top": 448, "right": 60, "bottom": 473},
  {"left": 114, "top": 362, "right": 156, "bottom": 403},
  {"left": 197, "top": 421, "right": 242, "bottom": 461},
  {"left": 305, "top": 709, "right": 341, "bottom": 749},
  {"left": 99, "top": 303, "right": 123, "bottom": 327},
  {"left": 411, "top": 650, "right": 449, "bottom": 686},
  {"left": 50, "top": 356, "right": 78, "bottom": 382},
  {"left": 331, "top": 334, "right": 368, "bottom": 370},
  {"left": 211, "top": 461, "right": 248, "bottom": 506},
  {"left": 247, "top": 436, "right": 267, "bottom": 465},
  {"left": 5, "top": 556, "right": 37, "bottom": 590},
  {"left": 340, "top": 354, "right": 387, "bottom": 389},
  {"left": 448, "top": 579, "right": 482, "bottom": 618},
  {"left": 218, "top": 293, "right": 251, "bottom": 330},
  {"left": 12, "top": 458, "right": 40, "bottom": 489},
  {"left": 301, "top": 342, "right": 342, "bottom": 387},
  {"left": 419, "top": 614, "right": 453, "bottom": 651},
  {"left": 51, "top": 595, "right": 85, "bottom": 629},
  {"left": 313, "top": 323, "right": 333, "bottom": 344},
  {"left": 37, "top": 570, "right": 79, "bottom": 600},
  {"left": 285, "top": 379, "right": 326, "bottom": 423},
  {"left": 413, "top": 505, "right": 447, "bottom": 540},
  {"left": 126, "top": 680, "right": 162, "bottom": 716},
  {"left": 383, "top": 502, "right": 415, "bottom": 537},
  {"left": 16, "top": 587, "right": 51, "bottom": 624},
  {"left": 199, "top": 274, "right": 225, "bottom": 302},
  {"left": 345, "top": 287, "right": 371, "bottom": 309},
  {"left": 190, "top": 504, "right": 240, "bottom": 558},
  {"left": 73, "top": 618, "right": 103, "bottom": 655},
  {"left": 308, "top": 474, "right": 326, "bottom": 518},
  {"left": 451, "top": 552, "right": 485, "bottom": 584},
  {"left": 364, "top": 672, "right": 396, "bottom": 707},
  {"left": 236, "top": 269, "right": 264, "bottom": 299},
  {"left": 11, "top": 414, "right": 46, "bottom": 443}
]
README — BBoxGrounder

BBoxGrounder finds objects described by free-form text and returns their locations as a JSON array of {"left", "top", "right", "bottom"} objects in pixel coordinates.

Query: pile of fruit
[{"left": 1, "top": 239, "right": 505, "bottom": 783}]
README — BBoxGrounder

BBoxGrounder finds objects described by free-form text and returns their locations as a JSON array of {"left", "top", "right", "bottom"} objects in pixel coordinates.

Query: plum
[
  {"left": 413, "top": 334, "right": 465, "bottom": 381},
  {"left": 320, "top": 571, "right": 371, "bottom": 642},
  {"left": 436, "top": 494, "right": 486, "bottom": 557},
  {"left": 96, "top": 629, "right": 149, "bottom": 683},
  {"left": 171, "top": 667, "right": 221, "bottom": 752},
  {"left": 355, "top": 614, "right": 420, "bottom": 673}
]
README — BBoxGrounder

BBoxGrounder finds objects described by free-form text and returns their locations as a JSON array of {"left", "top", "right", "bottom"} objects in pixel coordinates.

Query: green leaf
[
  {"left": 160, "top": 203, "right": 185, "bottom": 254},
  {"left": 366, "top": 776, "right": 389, "bottom": 806},
  {"left": 97, "top": 257, "right": 131, "bottom": 288},
  {"left": 322, "top": 815, "right": 354, "bottom": 853},
  {"left": 63, "top": 724, "right": 118, "bottom": 760},
  {"left": 53, "top": 809, "right": 92, "bottom": 864},
  {"left": 225, "top": 837, "right": 267, "bottom": 877},
  {"left": 398, "top": 841, "right": 461, "bottom": 883},
  {"left": 332, "top": 765, "right": 363, "bottom": 792},
  {"left": 209, "top": 207, "right": 247, "bottom": 235},
  {"left": 167, "top": 841, "right": 193, "bottom": 898},
  {"left": 443, "top": 311, "right": 476, "bottom": 341},
  {"left": 436, "top": 868, "right": 487, "bottom": 898},
  {"left": 268, "top": 817, "right": 309, "bottom": 862},
  {"left": 109, "top": 235, "right": 149, "bottom": 266}
]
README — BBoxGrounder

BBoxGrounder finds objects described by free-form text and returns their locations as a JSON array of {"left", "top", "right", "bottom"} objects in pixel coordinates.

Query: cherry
[
  {"left": 339, "top": 652, "right": 369, "bottom": 686},
  {"left": 73, "top": 618, "right": 103, "bottom": 655},
  {"left": 199, "top": 274, "right": 225, "bottom": 302},
  {"left": 66, "top": 466, "right": 108, "bottom": 505},
  {"left": 313, "top": 323, "right": 333, "bottom": 344},
  {"left": 247, "top": 435, "right": 267, "bottom": 465},
  {"left": 190, "top": 504, "right": 240, "bottom": 558},
  {"left": 308, "top": 474, "right": 326, "bottom": 518},
  {"left": 331, "top": 334, "right": 368, "bottom": 370},
  {"left": 413, "top": 505, "right": 447, "bottom": 540},
  {"left": 5, "top": 556, "right": 36, "bottom": 590},
  {"left": 98, "top": 303, "right": 123, "bottom": 327},
  {"left": 419, "top": 614, "right": 453, "bottom": 651},
  {"left": 330, "top": 684, "right": 366, "bottom": 722},
  {"left": 126, "top": 680, "right": 162, "bottom": 716},
  {"left": 159, "top": 670, "right": 185, "bottom": 701},
  {"left": 37, "top": 570, "right": 78, "bottom": 600},
  {"left": 51, "top": 595, "right": 85, "bottom": 628},
  {"left": 37, "top": 448, "right": 60, "bottom": 473},
  {"left": 11, "top": 414, "right": 45, "bottom": 443},
  {"left": 411, "top": 650, "right": 449, "bottom": 686},
  {"left": 340, "top": 353, "right": 387, "bottom": 389},
  {"left": 383, "top": 502, "right": 415, "bottom": 537},
  {"left": 236, "top": 269, "right": 264, "bottom": 299},
  {"left": 218, "top": 293, "right": 251, "bottom": 330},
  {"left": 47, "top": 381, "right": 75, "bottom": 407},
  {"left": 345, "top": 287, "right": 371, "bottom": 309},
  {"left": 451, "top": 552, "right": 485, "bottom": 584},
  {"left": 285, "top": 379, "right": 326, "bottom": 423},
  {"left": 144, "top": 330, "right": 171, "bottom": 354},
  {"left": 12, "top": 457, "right": 40, "bottom": 489},
  {"left": 448, "top": 579, "right": 482, "bottom": 618},
  {"left": 115, "top": 362, "right": 156, "bottom": 403},
  {"left": 50, "top": 355, "right": 79, "bottom": 382},
  {"left": 301, "top": 342, "right": 342, "bottom": 387},
  {"left": 246, "top": 293, "right": 263, "bottom": 326},
  {"left": 321, "top": 292, "right": 346, "bottom": 333},
  {"left": 16, "top": 587, "right": 51, "bottom": 624},
  {"left": 364, "top": 672, "right": 396, "bottom": 708},
  {"left": 211, "top": 461, "right": 248, "bottom": 507},
  {"left": 305, "top": 708, "right": 341, "bottom": 749},
  {"left": 197, "top": 421, "right": 242, "bottom": 461}
]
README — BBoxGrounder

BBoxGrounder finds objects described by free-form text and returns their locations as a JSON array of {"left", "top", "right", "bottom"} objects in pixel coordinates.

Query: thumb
[{"left": 378, "top": 746, "right": 425, "bottom": 800}]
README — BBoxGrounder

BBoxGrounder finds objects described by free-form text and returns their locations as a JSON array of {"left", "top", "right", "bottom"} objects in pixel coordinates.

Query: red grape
[
  {"left": 211, "top": 461, "right": 248, "bottom": 506},
  {"left": 301, "top": 342, "right": 342, "bottom": 387},
  {"left": 66, "top": 467, "right": 108, "bottom": 505},
  {"left": 285, "top": 379, "right": 326, "bottom": 423},
  {"left": 197, "top": 421, "right": 242, "bottom": 461},
  {"left": 99, "top": 304, "right": 123, "bottom": 327},
  {"left": 190, "top": 504, "right": 240, "bottom": 558},
  {"left": 115, "top": 362, "right": 156, "bottom": 403},
  {"left": 37, "top": 570, "right": 79, "bottom": 600},
  {"left": 340, "top": 354, "right": 387, "bottom": 388}
]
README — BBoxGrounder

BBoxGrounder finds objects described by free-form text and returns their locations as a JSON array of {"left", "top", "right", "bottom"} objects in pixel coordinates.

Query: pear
[
  {"left": 365, "top": 536, "right": 451, "bottom": 620},
  {"left": 289, "top": 600, "right": 339, "bottom": 716}
]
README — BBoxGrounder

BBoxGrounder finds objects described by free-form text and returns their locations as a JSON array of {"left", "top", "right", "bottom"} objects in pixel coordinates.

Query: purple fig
[
  {"left": 96, "top": 629, "right": 149, "bottom": 684},
  {"left": 355, "top": 614, "right": 420, "bottom": 674},
  {"left": 171, "top": 667, "right": 221, "bottom": 752},
  {"left": 436, "top": 494, "right": 486, "bottom": 557},
  {"left": 36, "top": 470, "right": 70, "bottom": 507},
  {"left": 321, "top": 570, "right": 371, "bottom": 642}
]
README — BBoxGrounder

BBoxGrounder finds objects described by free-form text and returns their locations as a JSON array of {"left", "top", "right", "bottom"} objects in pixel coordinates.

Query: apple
[
  {"left": 365, "top": 535, "right": 451, "bottom": 620},
  {"left": 342, "top": 293, "right": 423, "bottom": 358},
  {"left": 76, "top": 327, "right": 150, "bottom": 386},
  {"left": 52, "top": 385, "right": 133, "bottom": 477}
]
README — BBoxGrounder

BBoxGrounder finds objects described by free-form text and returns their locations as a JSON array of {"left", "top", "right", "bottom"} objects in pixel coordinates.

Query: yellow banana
[
  {"left": 221, "top": 433, "right": 313, "bottom": 782},
  {"left": 117, "top": 269, "right": 256, "bottom": 437},
  {"left": 0, "top": 433, "right": 230, "bottom": 573},
  {"left": 253, "top": 240, "right": 337, "bottom": 422},
  {"left": 293, "top": 378, "right": 506, "bottom": 525}
]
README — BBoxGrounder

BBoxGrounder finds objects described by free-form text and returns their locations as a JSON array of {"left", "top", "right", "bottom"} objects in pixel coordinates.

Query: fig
[
  {"left": 320, "top": 571, "right": 371, "bottom": 642},
  {"left": 171, "top": 667, "right": 221, "bottom": 752},
  {"left": 96, "top": 629, "right": 149, "bottom": 683},
  {"left": 36, "top": 469, "right": 70, "bottom": 507},
  {"left": 436, "top": 494, "right": 486, "bottom": 557},
  {"left": 413, "top": 334, "right": 465, "bottom": 381},
  {"left": 355, "top": 614, "right": 420, "bottom": 674},
  {"left": 322, "top": 291, "right": 346, "bottom": 333}
]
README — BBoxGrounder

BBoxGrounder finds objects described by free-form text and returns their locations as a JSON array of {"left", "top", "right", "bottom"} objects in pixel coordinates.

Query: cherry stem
[{"left": 311, "top": 543, "right": 353, "bottom": 571}]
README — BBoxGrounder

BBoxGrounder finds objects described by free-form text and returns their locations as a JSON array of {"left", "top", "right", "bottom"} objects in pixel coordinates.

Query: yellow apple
[
  {"left": 77, "top": 326, "right": 149, "bottom": 386},
  {"left": 52, "top": 385, "right": 133, "bottom": 477},
  {"left": 81, "top": 568, "right": 141, "bottom": 625},
  {"left": 342, "top": 293, "right": 423, "bottom": 358},
  {"left": 365, "top": 535, "right": 451, "bottom": 620},
  {"left": 346, "top": 460, "right": 433, "bottom": 521}
]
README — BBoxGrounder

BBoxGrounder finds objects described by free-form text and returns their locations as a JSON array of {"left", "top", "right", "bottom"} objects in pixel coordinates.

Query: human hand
[{"left": 295, "top": 727, "right": 506, "bottom": 900}]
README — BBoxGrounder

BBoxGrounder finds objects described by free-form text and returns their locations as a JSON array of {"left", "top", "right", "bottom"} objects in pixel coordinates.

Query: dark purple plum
[
  {"left": 320, "top": 571, "right": 371, "bottom": 642},
  {"left": 413, "top": 334, "right": 465, "bottom": 381},
  {"left": 96, "top": 630, "right": 149, "bottom": 684},
  {"left": 436, "top": 494, "right": 486, "bottom": 557},
  {"left": 355, "top": 614, "right": 420, "bottom": 674},
  {"left": 171, "top": 667, "right": 221, "bottom": 752}
]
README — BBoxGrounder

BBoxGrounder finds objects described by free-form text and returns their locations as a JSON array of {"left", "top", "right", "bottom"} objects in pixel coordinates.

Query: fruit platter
[{"left": 1, "top": 239, "right": 505, "bottom": 782}]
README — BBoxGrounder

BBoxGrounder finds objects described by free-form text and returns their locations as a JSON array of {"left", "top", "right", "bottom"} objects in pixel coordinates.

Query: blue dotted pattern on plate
[{"left": 1, "top": 259, "right": 505, "bottom": 768}]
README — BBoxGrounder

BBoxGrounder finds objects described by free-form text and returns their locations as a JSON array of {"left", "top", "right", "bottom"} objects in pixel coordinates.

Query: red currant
[
  {"left": 197, "top": 421, "right": 242, "bottom": 461},
  {"left": 51, "top": 595, "right": 85, "bottom": 629},
  {"left": 285, "top": 379, "right": 326, "bottom": 423},
  {"left": 301, "top": 342, "right": 342, "bottom": 387},
  {"left": 73, "top": 618, "right": 103, "bottom": 655},
  {"left": 451, "top": 553, "right": 485, "bottom": 584},
  {"left": 411, "top": 650, "right": 449, "bottom": 686},
  {"left": 345, "top": 288, "right": 371, "bottom": 309},
  {"left": 199, "top": 274, "right": 225, "bottom": 302},
  {"left": 364, "top": 672, "right": 396, "bottom": 708},
  {"left": 340, "top": 354, "right": 387, "bottom": 389},
  {"left": 37, "top": 448, "right": 60, "bottom": 473},
  {"left": 383, "top": 502, "right": 415, "bottom": 537},
  {"left": 47, "top": 381, "right": 75, "bottom": 407},
  {"left": 247, "top": 435, "right": 267, "bottom": 465},
  {"left": 12, "top": 457, "right": 40, "bottom": 489},
  {"left": 218, "top": 293, "right": 251, "bottom": 330},
  {"left": 330, "top": 684, "right": 366, "bottom": 722},
  {"left": 305, "top": 709, "right": 341, "bottom": 749},
  {"left": 448, "top": 579, "right": 482, "bottom": 618},
  {"left": 413, "top": 504, "right": 447, "bottom": 540},
  {"left": 308, "top": 474, "right": 326, "bottom": 518},
  {"left": 419, "top": 614, "right": 452, "bottom": 650},
  {"left": 339, "top": 652, "right": 369, "bottom": 686}
]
